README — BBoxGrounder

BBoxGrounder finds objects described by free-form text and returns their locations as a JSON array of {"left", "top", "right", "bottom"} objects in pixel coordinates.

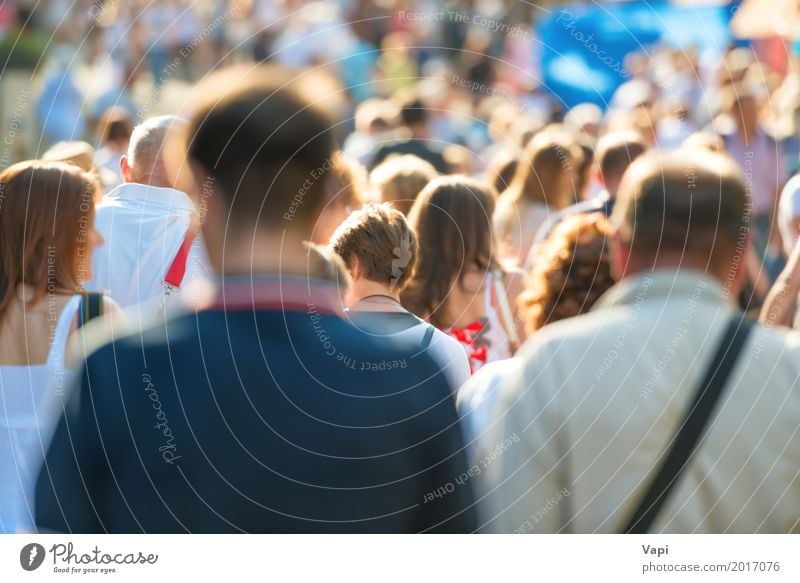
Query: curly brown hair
[{"left": 519, "top": 212, "right": 614, "bottom": 335}]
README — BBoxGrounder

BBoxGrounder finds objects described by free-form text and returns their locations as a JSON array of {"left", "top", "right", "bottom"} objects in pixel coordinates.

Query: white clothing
[
  {"left": 0, "top": 295, "right": 82, "bottom": 533},
  {"left": 87, "top": 182, "right": 211, "bottom": 313}
]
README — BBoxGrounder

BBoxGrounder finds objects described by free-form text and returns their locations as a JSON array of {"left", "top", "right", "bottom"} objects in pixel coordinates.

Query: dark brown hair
[
  {"left": 97, "top": 106, "right": 134, "bottom": 145},
  {"left": 402, "top": 176, "right": 498, "bottom": 328},
  {"left": 520, "top": 213, "right": 613, "bottom": 334},
  {"left": 184, "top": 65, "right": 336, "bottom": 230},
  {"left": 329, "top": 203, "right": 417, "bottom": 290},
  {"left": 0, "top": 161, "right": 99, "bottom": 322},
  {"left": 484, "top": 148, "right": 518, "bottom": 195},
  {"left": 596, "top": 131, "right": 647, "bottom": 188}
]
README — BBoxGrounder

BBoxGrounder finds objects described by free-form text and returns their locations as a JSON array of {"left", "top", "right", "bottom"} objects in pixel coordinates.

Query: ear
[
  {"left": 120, "top": 154, "right": 133, "bottom": 183},
  {"left": 348, "top": 255, "right": 361, "bottom": 281},
  {"left": 609, "top": 229, "right": 630, "bottom": 283}
]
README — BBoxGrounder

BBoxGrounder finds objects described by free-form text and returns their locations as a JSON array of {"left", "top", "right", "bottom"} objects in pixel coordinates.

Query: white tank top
[{"left": 0, "top": 294, "right": 82, "bottom": 533}]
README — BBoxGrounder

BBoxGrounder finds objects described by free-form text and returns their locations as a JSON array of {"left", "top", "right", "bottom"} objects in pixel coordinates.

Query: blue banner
[{"left": 537, "top": 0, "right": 742, "bottom": 110}]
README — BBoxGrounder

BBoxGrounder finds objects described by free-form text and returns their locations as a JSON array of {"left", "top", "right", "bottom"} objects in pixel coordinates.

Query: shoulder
[
  {"left": 430, "top": 326, "right": 466, "bottom": 356},
  {"left": 515, "top": 309, "right": 628, "bottom": 374}
]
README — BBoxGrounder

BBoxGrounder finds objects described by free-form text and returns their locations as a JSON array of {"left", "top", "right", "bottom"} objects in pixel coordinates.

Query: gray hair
[{"left": 127, "top": 115, "right": 186, "bottom": 184}]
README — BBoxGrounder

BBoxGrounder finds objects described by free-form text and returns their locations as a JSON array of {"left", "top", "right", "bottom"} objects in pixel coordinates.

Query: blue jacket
[{"left": 35, "top": 279, "right": 476, "bottom": 533}]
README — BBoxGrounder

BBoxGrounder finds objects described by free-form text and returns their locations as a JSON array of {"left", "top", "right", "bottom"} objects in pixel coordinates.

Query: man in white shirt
[
  {"left": 478, "top": 150, "right": 800, "bottom": 533},
  {"left": 87, "top": 116, "right": 211, "bottom": 314}
]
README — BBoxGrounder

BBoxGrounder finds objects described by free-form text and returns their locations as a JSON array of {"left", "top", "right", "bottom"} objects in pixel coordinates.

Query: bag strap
[
  {"left": 77, "top": 292, "right": 104, "bottom": 329},
  {"left": 420, "top": 325, "right": 436, "bottom": 350},
  {"left": 164, "top": 224, "right": 198, "bottom": 289},
  {"left": 491, "top": 270, "right": 521, "bottom": 351},
  {"left": 622, "top": 316, "right": 754, "bottom": 534}
]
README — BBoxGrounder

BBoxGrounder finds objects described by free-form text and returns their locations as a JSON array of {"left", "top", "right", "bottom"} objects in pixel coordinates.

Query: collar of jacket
[
  {"left": 592, "top": 269, "right": 730, "bottom": 312},
  {"left": 101, "top": 182, "right": 195, "bottom": 212},
  {"left": 186, "top": 274, "right": 345, "bottom": 317}
]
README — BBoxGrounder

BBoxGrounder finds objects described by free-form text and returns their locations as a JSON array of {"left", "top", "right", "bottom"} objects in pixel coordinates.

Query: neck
[
  {"left": 214, "top": 232, "right": 311, "bottom": 279},
  {"left": 127, "top": 175, "right": 172, "bottom": 189},
  {"left": 737, "top": 122, "right": 757, "bottom": 142},
  {"left": 622, "top": 259, "right": 735, "bottom": 297},
  {"left": 348, "top": 278, "right": 402, "bottom": 311},
  {"left": 409, "top": 125, "right": 428, "bottom": 140}
]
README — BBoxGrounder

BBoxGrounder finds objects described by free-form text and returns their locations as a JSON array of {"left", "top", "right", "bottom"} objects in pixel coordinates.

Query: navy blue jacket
[{"left": 35, "top": 280, "right": 476, "bottom": 533}]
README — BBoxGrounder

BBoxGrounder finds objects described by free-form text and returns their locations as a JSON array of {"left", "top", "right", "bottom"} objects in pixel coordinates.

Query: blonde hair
[{"left": 369, "top": 154, "right": 437, "bottom": 215}]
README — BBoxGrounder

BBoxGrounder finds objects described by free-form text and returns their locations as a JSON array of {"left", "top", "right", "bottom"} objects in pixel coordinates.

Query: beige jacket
[{"left": 478, "top": 270, "right": 800, "bottom": 533}]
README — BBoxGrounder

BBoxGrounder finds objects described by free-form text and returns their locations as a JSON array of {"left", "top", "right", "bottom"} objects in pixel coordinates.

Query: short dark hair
[
  {"left": 399, "top": 95, "right": 427, "bottom": 127},
  {"left": 612, "top": 151, "right": 748, "bottom": 272},
  {"left": 329, "top": 204, "right": 417, "bottom": 290},
  {"left": 97, "top": 107, "right": 134, "bottom": 144},
  {"left": 596, "top": 131, "right": 647, "bottom": 187},
  {"left": 185, "top": 65, "right": 335, "bottom": 231}
]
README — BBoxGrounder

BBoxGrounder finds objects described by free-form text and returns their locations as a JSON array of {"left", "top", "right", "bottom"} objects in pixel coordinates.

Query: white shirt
[
  {"left": 0, "top": 295, "right": 81, "bottom": 533},
  {"left": 87, "top": 182, "right": 211, "bottom": 314},
  {"left": 478, "top": 271, "right": 800, "bottom": 533},
  {"left": 493, "top": 199, "right": 552, "bottom": 267}
]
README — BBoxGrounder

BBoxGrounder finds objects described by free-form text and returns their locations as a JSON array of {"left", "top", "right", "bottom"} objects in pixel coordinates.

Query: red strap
[{"left": 164, "top": 225, "right": 197, "bottom": 288}]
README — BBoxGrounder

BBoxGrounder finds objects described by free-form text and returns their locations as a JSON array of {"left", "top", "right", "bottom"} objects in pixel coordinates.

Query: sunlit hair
[
  {"left": 327, "top": 151, "right": 367, "bottom": 209},
  {"left": 369, "top": 154, "right": 437, "bottom": 215},
  {"left": 0, "top": 161, "right": 99, "bottom": 322},
  {"left": 402, "top": 176, "right": 499, "bottom": 328},
  {"left": 682, "top": 132, "right": 725, "bottom": 153},
  {"left": 520, "top": 213, "right": 613, "bottom": 335},
  {"left": 501, "top": 124, "right": 579, "bottom": 209},
  {"left": 484, "top": 148, "right": 518, "bottom": 195},
  {"left": 329, "top": 203, "right": 417, "bottom": 290}
]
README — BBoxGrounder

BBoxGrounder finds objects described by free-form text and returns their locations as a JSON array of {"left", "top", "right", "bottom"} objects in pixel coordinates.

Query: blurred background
[{"left": 0, "top": 0, "right": 798, "bottom": 175}]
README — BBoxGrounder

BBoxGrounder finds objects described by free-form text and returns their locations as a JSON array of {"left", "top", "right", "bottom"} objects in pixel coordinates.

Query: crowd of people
[{"left": 1, "top": 1, "right": 800, "bottom": 533}]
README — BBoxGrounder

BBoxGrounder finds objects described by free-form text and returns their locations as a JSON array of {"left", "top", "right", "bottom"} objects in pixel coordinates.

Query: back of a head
[
  {"left": 507, "top": 124, "right": 577, "bottom": 209},
  {"left": 521, "top": 212, "right": 613, "bottom": 335},
  {"left": 612, "top": 150, "right": 748, "bottom": 279},
  {"left": 369, "top": 154, "right": 437, "bottom": 215},
  {"left": 97, "top": 106, "right": 135, "bottom": 145},
  {"left": 185, "top": 65, "right": 335, "bottom": 234},
  {"left": 398, "top": 94, "right": 427, "bottom": 128},
  {"left": 403, "top": 176, "right": 497, "bottom": 326},
  {"left": 41, "top": 141, "right": 97, "bottom": 174},
  {"left": 596, "top": 131, "right": 647, "bottom": 193},
  {"left": 128, "top": 115, "right": 185, "bottom": 185},
  {"left": 329, "top": 203, "right": 417, "bottom": 291},
  {"left": 0, "top": 161, "right": 99, "bottom": 318},
  {"left": 304, "top": 241, "right": 351, "bottom": 290}
]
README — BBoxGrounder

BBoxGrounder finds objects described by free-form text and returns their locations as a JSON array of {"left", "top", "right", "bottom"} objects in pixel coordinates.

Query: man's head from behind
[
  {"left": 121, "top": 115, "right": 185, "bottom": 187},
  {"left": 596, "top": 131, "right": 647, "bottom": 197},
  {"left": 181, "top": 65, "right": 335, "bottom": 271},
  {"left": 610, "top": 150, "right": 749, "bottom": 292}
]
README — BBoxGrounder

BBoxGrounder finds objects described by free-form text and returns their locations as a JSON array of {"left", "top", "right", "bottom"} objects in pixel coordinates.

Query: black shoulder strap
[
  {"left": 420, "top": 325, "right": 436, "bottom": 350},
  {"left": 622, "top": 316, "right": 754, "bottom": 534},
  {"left": 77, "top": 292, "right": 104, "bottom": 329}
]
